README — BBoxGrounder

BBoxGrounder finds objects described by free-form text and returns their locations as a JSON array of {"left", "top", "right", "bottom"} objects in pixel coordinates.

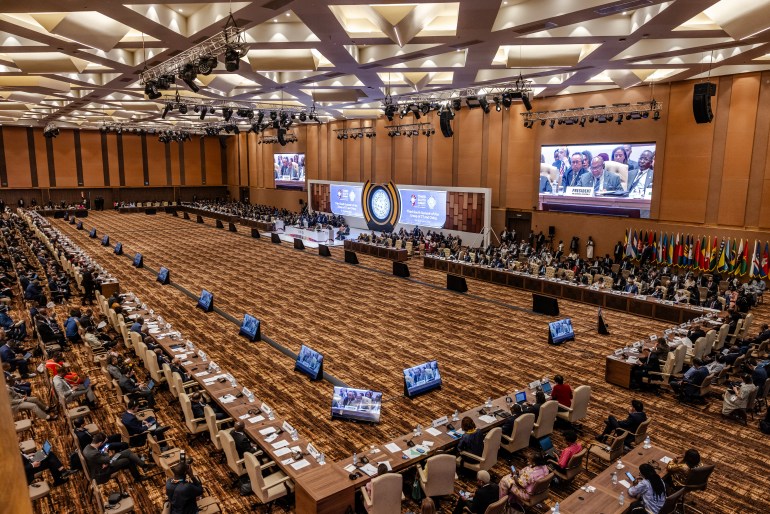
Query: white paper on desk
[
  {"left": 660, "top": 456, "right": 673, "bottom": 464},
  {"left": 343, "top": 464, "right": 356, "bottom": 473},
  {"left": 291, "top": 459, "right": 310, "bottom": 470},
  {"left": 238, "top": 413, "right": 250, "bottom": 420},
  {"left": 194, "top": 371, "right": 209, "bottom": 377},
  {"left": 421, "top": 440, "right": 434, "bottom": 447},
  {"left": 360, "top": 463, "right": 378, "bottom": 477},
  {"left": 425, "top": 427, "right": 442, "bottom": 437},
  {"left": 248, "top": 415, "right": 265, "bottom": 424},
  {"left": 182, "top": 360, "right": 193, "bottom": 365},
  {"left": 281, "top": 457, "right": 295, "bottom": 465},
  {"left": 174, "top": 353, "right": 188, "bottom": 359},
  {"left": 272, "top": 439, "right": 290, "bottom": 449},
  {"left": 259, "top": 427, "right": 276, "bottom": 436},
  {"left": 384, "top": 442, "right": 401, "bottom": 453},
  {"left": 290, "top": 446, "right": 301, "bottom": 453},
  {"left": 619, "top": 480, "right": 631, "bottom": 489},
  {"left": 478, "top": 415, "right": 497, "bottom": 424},
  {"left": 264, "top": 434, "right": 278, "bottom": 443},
  {"left": 274, "top": 447, "right": 292, "bottom": 457}
]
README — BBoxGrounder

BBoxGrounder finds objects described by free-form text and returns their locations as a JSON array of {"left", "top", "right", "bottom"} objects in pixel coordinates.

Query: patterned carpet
[{"left": 32, "top": 211, "right": 769, "bottom": 514}]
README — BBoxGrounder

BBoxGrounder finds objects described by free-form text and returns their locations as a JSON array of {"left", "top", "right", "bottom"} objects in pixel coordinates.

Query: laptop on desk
[
  {"left": 514, "top": 391, "right": 528, "bottom": 405},
  {"left": 30, "top": 441, "right": 52, "bottom": 463},
  {"left": 541, "top": 381, "right": 553, "bottom": 397},
  {"left": 146, "top": 379, "right": 155, "bottom": 391}
]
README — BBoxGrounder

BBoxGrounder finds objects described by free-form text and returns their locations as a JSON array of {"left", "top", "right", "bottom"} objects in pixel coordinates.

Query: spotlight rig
[{"left": 520, "top": 100, "right": 663, "bottom": 129}]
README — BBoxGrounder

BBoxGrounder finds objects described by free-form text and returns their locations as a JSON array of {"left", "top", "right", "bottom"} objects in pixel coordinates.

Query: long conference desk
[
  {"left": 423, "top": 256, "right": 713, "bottom": 324},
  {"left": 344, "top": 240, "right": 409, "bottom": 262},
  {"left": 176, "top": 206, "right": 276, "bottom": 233}
]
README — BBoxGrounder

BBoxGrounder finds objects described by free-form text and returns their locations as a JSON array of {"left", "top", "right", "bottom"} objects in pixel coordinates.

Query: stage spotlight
[
  {"left": 493, "top": 96, "right": 501, "bottom": 112},
  {"left": 452, "top": 98, "right": 462, "bottom": 110},
  {"left": 270, "top": 111, "right": 277, "bottom": 120},
  {"left": 197, "top": 55, "right": 218, "bottom": 75},
  {"left": 223, "top": 107, "right": 234, "bottom": 122},
  {"left": 607, "top": 115, "right": 614, "bottom": 122},
  {"left": 465, "top": 96, "right": 481, "bottom": 109},
  {"left": 157, "top": 75, "right": 174, "bottom": 90},
  {"left": 232, "top": 125, "right": 240, "bottom": 134},
  {"left": 179, "top": 63, "right": 199, "bottom": 93},
  {"left": 198, "top": 106, "right": 208, "bottom": 120},
  {"left": 144, "top": 80, "right": 161, "bottom": 100},
  {"left": 178, "top": 103, "right": 188, "bottom": 115},
  {"left": 653, "top": 110, "right": 660, "bottom": 121},
  {"left": 501, "top": 92, "right": 512, "bottom": 109},
  {"left": 413, "top": 110, "right": 421, "bottom": 120},
  {"left": 521, "top": 94, "right": 532, "bottom": 112},
  {"left": 225, "top": 46, "right": 241, "bottom": 72},
  {"left": 540, "top": 119, "right": 546, "bottom": 126},
  {"left": 162, "top": 103, "right": 173, "bottom": 119},
  {"left": 256, "top": 111, "right": 264, "bottom": 125},
  {"left": 399, "top": 106, "right": 408, "bottom": 119},
  {"left": 579, "top": 116, "right": 586, "bottom": 127},
  {"left": 209, "top": 106, "right": 216, "bottom": 115},
  {"left": 479, "top": 97, "right": 490, "bottom": 113},
  {"left": 384, "top": 105, "right": 396, "bottom": 121},
  {"left": 299, "top": 112, "right": 306, "bottom": 122},
  {"left": 617, "top": 115, "right": 623, "bottom": 125},
  {"left": 420, "top": 102, "right": 431, "bottom": 115}
]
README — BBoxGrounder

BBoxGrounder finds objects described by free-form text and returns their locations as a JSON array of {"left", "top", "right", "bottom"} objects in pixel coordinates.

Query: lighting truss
[
  {"left": 155, "top": 96, "right": 324, "bottom": 124},
  {"left": 520, "top": 100, "right": 663, "bottom": 128},
  {"left": 258, "top": 131, "right": 298, "bottom": 145},
  {"left": 98, "top": 122, "right": 202, "bottom": 141},
  {"left": 139, "top": 25, "right": 246, "bottom": 84},
  {"left": 333, "top": 126, "right": 376, "bottom": 140},
  {"left": 384, "top": 122, "right": 435, "bottom": 137}
]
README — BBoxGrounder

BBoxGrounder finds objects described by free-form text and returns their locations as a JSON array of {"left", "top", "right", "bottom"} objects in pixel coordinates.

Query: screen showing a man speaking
[
  {"left": 538, "top": 142, "right": 656, "bottom": 218},
  {"left": 274, "top": 153, "right": 306, "bottom": 191}
]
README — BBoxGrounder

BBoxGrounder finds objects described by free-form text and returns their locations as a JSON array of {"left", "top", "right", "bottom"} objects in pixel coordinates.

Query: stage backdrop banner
[
  {"left": 398, "top": 188, "right": 447, "bottom": 228},
  {"left": 330, "top": 184, "right": 364, "bottom": 218}
]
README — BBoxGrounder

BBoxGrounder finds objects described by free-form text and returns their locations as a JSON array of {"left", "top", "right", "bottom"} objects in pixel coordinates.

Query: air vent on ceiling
[
  {"left": 295, "top": 78, "right": 315, "bottom": 84},
  {"left": 119, "top": 78, "right": 132, "bottom": 83},
  {"left": 596, "top": 0, "right": 653, "bottom": 16},
  {"left": 399, "top": 52, "right": 427, "bottom": 61},
  {"left": 263, "top": 0, "right": 293, "bottom": 10},
  {"left": 359, "top": 63, "right": 379, "bottom": 70},
  {"left": 449, "top": 40, "right": 482, "bottom": 49}
]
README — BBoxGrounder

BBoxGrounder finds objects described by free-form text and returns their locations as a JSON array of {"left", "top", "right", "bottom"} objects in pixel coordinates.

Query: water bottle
[
  {"left": 619, "top": 492, "right": 625, "bottom": 506},
  {"left": 486, "top": 397, "right": 493, "bottom": 408},
  {"left": 611, "top": 472, "right": 617, "bottom": 485},
  {"left": 291, "top": 428, "right": 299, "bottom": 441},
  {"left": 553, "top": 502, "right": 560, "bottom": 514},
  {"left": 416, "top": 424, "right": 422, "bottom": 436},
  {"left": 643, "top": 435, "right": 651, "bottom": 449},
  {"left": 319, "top": 452, "right": 326, "bottom": 465},
  {"left": 616, "top": 459, "right": 623, "bottom": 469},
  {"left": 353, "top": 452, "right": 358, "bottom": 466},
  {"left": 452, "top": 409, "right": 459, "bottom": 421}
]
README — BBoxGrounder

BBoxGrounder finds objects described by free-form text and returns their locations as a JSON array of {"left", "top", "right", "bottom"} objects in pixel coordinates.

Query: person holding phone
[
  {"left": 452, "top": 470, "right": 498, "bottom": 514},
  {"left": 166, "top": 461, "right": 203, "bottom": 514},
  {"left": 627, "top": 463, "right": 667, "bottom": 513}
]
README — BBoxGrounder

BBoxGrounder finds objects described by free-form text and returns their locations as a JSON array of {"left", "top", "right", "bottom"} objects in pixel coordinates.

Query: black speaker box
[
  {"left": 75, "top": 210, "right": 88, "bottom": 218},
  {"left": 318, "top": 244, "right": 331, "bottom": 257},
  {"left": 393, "top": 261, "right": 410, "bottom": 278},
  {"left": 145, "top": 208, "right": 156, "bottom": 215},
  {"left": 447, "top": 274, "right": 467, "bottom": 292},
  {"left": 439, "top": 110, "right": 454, "bottom": 137},
  {"left": 548, "top": 225, "right": 555, "bottom": 236},
  {"left": 216, "top": 219, "right": 224, "bottom": 229},
  {"left": 271, "top": 233, "right": 281, "bottom": 244},
  {"left": 172, "top": 210, "right": 179, "bottom": 217},
  {"left": 251, "top": 228, "right": 260, "bottom": 238},
  {"left": 294, "top": 238, "right": 305, "bottom": 250},
  {"left": 344, "top": 250, "right": 359, "bottom": 264},
  {"left": 183, "top": 212, "right": 190, "bottom": 220},
  {"left": 533, "top": 294, "right": 559, "bottom": 315},
  {"left": 196, "top": 215, "right": 204, "bottom": 223},
  {"left": 229, "top": 222, "right": 237, "bottom": 232},
  {"left": 693, "top": 82, "right": 716, "bottom": 124}
]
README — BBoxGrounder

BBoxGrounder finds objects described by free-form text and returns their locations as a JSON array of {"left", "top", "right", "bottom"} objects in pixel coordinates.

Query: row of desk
[
  {"left": 344, "top": 240, "right": 409, "bottom": 262},
  {"left": 176, "top": 206, "right": 276, "bottom": 233},
  {"left": 423, "top": 256, "right": 713, "bottom": 324}
]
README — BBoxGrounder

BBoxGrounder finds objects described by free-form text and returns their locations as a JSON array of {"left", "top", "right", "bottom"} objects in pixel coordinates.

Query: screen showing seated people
[
  {"left": 330, "top": 184, "right": 364, "bottom": 218},
  {"left": 403, "top": 360, "right": 442, "bottom": 397},
  {"left": 274, "top": 153, "right": 306, "bottom": 191},
  {"left": 295, "top": 344, "right": 324, "bottom": 380},
  {"left": 331, "top": 387, "right": 382, "bottom": 423},
  {"left": 239, "top": 313, "right": 260, "bottom": 341},
  {"left": 198, "top": 289, "right": 213, "bottom": 311},
  {"left": 549, "top": 318, "right": 575, "bottom": 344},
  {"left": 538, "top": 143, "right": 656, "bottom": 218}
]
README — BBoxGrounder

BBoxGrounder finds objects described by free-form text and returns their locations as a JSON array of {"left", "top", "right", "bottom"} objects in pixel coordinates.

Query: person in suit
[
  {"left": 578, "top": 157, "right": 623, "bottom": 192},
  {"left": 624, "top": 278, "right": 639, "bottom": 294},
  {"left": 501, "top": 403, "right": 524, "bottom": 437},
  {"left": 0, "top": 339, "right": 33, "bottom": 377},
  {"left": 564, "top": 152, "right": 588, "bottom": 188},
  {"left": 598, "top": 399, "right": 647, "bottom": 442},
  {"left": 73, "top": 417, "right": 125, "bottom": 452},
  {"left": 190, "top": 391, "right": 227, "bottom": 421},
  {"left": 525, "top": 391, "right": 547, "bottom": 419},
  {"left": 21, "top": 449, "right": 76, "bottom": 487},
  {"left": 669, "top": 359, "right": 709, "bottom": 401},
  {"left": 614, "top": 241, "right": 624, "bottom": 264},
  {"left": 631, "top": 348, "right": 661, "bottom": 390},
  {"left": 626, "top": 150, "right": 654, "bottom": 194},
  {"left": 452, "top": 470, "right": 498, "bottom": 514},
  {"left": 166, "top": 461, "right": 204, "bottom": 514},
  {"left": 83, "top": 432, "right": 147, "bottom": 482},
  {"left": 231, "top": 421, "right": 260, "bottom": 458},
  {"left": 121, "top": 400, "right": 169, "bottom": 446},
  {"left": 457, "top": 417, "right": 485, "bottom": 460}
]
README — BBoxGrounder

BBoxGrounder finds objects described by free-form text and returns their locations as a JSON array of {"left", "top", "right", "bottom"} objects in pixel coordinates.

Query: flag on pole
[
  {"left": 625, "top": 228, "right": 633, "bottom": 258},
  {"left": 722, "top": 239, "right": 731, "bottom": 272},
  {"left": 700, "top": 236, "right": 708, "bottom": 271},
  {"left": 632, "top": 230, "right": 639, "bottom": 260},
  {"left": 660, "top": 233, "right": 667, "bottom": 263},
  {"left": 652, "top": 232, "right": 658, "bottom": 263},
  {"left": 729, "top": 239, "right": 738, "bottom": 274},
  {"left": 739, "top": 239, "right": 749, "bottom": 276},
  {"left": 712, "top": 239, "right": 724, "bottom": 271},
  {"left": 668, "top": 233, "right": 675, "bottom": 265},
  {"left": 636, "top": 230, "right": 644, "bottom": 258},
  {"left": 751, "top": 240, "right": 761, "bottom": 278},
  {"left": 693, "top": 236, "right": 701, "bottom": 270},
  {"left": 763, "top": 242, "right": 770, "bottom": 278}
]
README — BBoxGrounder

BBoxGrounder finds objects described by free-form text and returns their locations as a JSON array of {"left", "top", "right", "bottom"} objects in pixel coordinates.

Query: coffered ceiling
[{"left": 0, "top": 0, "right": 769, "bottom": 128}]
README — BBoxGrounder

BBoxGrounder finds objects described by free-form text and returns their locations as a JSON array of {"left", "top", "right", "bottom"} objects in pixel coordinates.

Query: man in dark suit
[
  {"left": 670, "top": 359, "right": 709, "bottom": 401},
  {"left": 453, "top": 470, "right": 499, "bottom": 514},
  {"left": 120, "top": 400, "right": 169, "bottom": 446},
  {"left": 578, "top": 157, "right": 623, "bottom": 192},
  {"left": 626, "top": 150, "right": 654, "bottom": 193},
  {"left": 598, "top": 399, "right": 647, "bottom": 442},
  {"left": 631, "top": 348, "right": 661, "bottom": 390},
  {"left": 614, "top": 241, "right": 624, "bottom": 264},
  {"left": 539, "top": 175, "right": 552, "bottom": 193},
  {"left": 231, "top": 421, "right": 260, "bottom": 458},
  {"left": 83, "top": 432, "right": 147, "bottom": 482},
  {"left": 501, "top": 403, "right": 524, "bottom": 437}
]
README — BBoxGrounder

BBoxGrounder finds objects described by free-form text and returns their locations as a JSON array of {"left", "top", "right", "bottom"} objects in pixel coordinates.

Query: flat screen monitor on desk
[
  {"left": 114, "top": 242, "right": 122, "bottom": 255},
  {"left": 89, "top": 228, "right": 97, "bottom": 238},
  {"left": 548, "top": 318, "right": 574, "bottom": 345},
  {"left": 403, "top": 360, "right": 442, "bottom": 397},
  {"left": 133, "top": 252, "right": 143, "bottom": 268},
  {"left": 331, "top": 387, "right": 382, "bottom": 423},
  {"left": 76, "top": 221, "right": 83, "bottom": 230},
  {"left": 239, "top": 313, "right": 260, "bottom": 341},
  {"left": 101, "top": 235, "right": 109, "bottom": 246},
  {"left": 157, "top": 267, "right": 169, "bottom": 285},
  {"left": 198, "top": 289, "right": 213, "bottom": 312},
  {"left": 295, "top": 344, "right": 323, "bottom": 380}
]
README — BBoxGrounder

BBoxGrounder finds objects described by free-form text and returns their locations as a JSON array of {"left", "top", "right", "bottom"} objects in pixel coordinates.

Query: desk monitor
[
  {"left": 157, "top": 267, "right": 170, "bottom": 285},
  {"left": 76, "top": 221, "right": 83, "bottom": 230},
  {"left": 114, "top": 242, "right": 122, "bottom": 255},
  {"left": 239, "top": 313, "right": 260, "bottom": 341},
  {"left": 133, "top": 252, "right": 143, "bottom": 268},
  {"left": 533, "top": 293, "right": 559, "bottom": 315},
  {"left": 294, "top": 238, "right": 305, "bottom": 250},
  {"left": 514, "top": 391, "right": 527, "bottom": 404},
  {"left": 403, "top": 360, "right": 442, "bottom": 398},
  {"left": 101, "top": 235, "right": 110, "bottom": 246},
  {"left": 89, "top": 228, "right": 97, "bottom": 238},
  {"left": 548, "top": 318, "right": 574, "bottom": 345},
  {"left": 598, "top": 308, "right": 610, "bottom": 335},
  {"left": 295, "top": 344, "right": 323, "bottom": 380},
  {"left": 541, "top": 381, "right": 552, "bottom": 395},
  {"left": 331, "top": 386, "right": 382, "bottom": 423},
  {"left": 198, "top": 289, "right": 213, "bottom": 312}
]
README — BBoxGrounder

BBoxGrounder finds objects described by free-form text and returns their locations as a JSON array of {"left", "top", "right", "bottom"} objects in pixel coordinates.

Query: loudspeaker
[
  {"left": 393, "top": 261, "right": 410, "bottom": 278},
  {"left": 196, "top": 215, "right": 204, "bottom": 223},
  {"left": 439, "top": 110, "right": 454, "bottom": 137},
  {"left": 533, "top": 294, "right": 559, "bottom": 315},
  {"left": 228, "top": 222, "right": 237, "bottom": 232},
  {"left": 318, "top": 244, "right": 331, "bottom": 257},
  {"left": 299, "top": 199, "right": 304, "bottom": 206},
  {"left": 548, "top": 225, "right": 555, "bottom": 237},
  {"left": 344, "top": 250, "right": 359, "bottom": 264},
  {"left": 75, "top": 210, "right": 88, "bottom": 218},
  {"left": 145, "top": 208, "right": 156, "bottom": 215},
  {"left": 251, "top": 228, "right": 260, "bottom": 239},
  {"left": 693, "top": 82, "right": 716, "bottom": 124},
  {"left": 271, "top": 233, "right": 281, "bottom": 244},
  {"left": 294, "top": 238, "right": 305, "bottom": 250},
  {"left": 215, "top": 219, "right": 224, "bottom": 229},
  {"left": 53, "top": 211, "right": 65, "bottom": 219},
  {"left": 446, "top": 274, "right": 467, "bottom": 293},
  {"left": 172, "top": 210, "right": 179, "bottom": 217},
  {"left": 183, "top": 212, "right": 190, "bottom": 220}
]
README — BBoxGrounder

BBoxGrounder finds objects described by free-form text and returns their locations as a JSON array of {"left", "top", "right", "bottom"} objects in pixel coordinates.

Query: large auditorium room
[{"left": 2, "top": 1, "right": 770, "bottom": 514}]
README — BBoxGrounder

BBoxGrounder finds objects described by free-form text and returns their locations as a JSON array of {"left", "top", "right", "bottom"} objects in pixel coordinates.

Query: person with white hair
[{"left": 453, "top": 470, "right": 499, "bottom": 514}]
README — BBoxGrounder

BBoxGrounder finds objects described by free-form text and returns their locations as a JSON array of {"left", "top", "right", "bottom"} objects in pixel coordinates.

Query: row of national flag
[{"left": 623, "top": 229, "right": 769, "bottom": 278}]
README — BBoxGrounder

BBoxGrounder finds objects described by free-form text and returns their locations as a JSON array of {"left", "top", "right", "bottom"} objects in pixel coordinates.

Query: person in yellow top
[{"left": 665, "top": 448, "right": 701, "bottom": 488}]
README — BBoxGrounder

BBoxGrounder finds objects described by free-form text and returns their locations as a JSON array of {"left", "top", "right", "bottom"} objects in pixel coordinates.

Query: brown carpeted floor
[{"left": 31, "top": 211, "right": 770, "bottom": 514}]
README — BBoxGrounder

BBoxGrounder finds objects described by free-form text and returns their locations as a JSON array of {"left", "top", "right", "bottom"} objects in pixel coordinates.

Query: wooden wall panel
[
  {"left": 145, "top": 138, "right": 167, "bottom": 186},
  {"left": 430, "top": 124, "right": 453, "bottom": 187},
  {"left": 3, "top": 127, "right": 32, "bottom": 188},
  {"left": 185, "top": 140, "right": 203, "bottom": 185},
  {"left": 345, "top": 120, "right": 362, "bottom": 183},
  {"left": 456, "top": 109, "right": 483, "bottom": 187},
  {"left": 106, "top": 133, "right": 122, "bottom": 186},
  {"left": 717, "top": 73, "right": 760, "bottom": 226},
  {"left": 204, "top": 137, "right": 222, "bottom": 185},
  {"left": 327, "top": 122, "right": 344, "bottom": 182},
  {"left": 505, "top": 105, "right": 537, "bottom": 211},
  {"left": 33, "top": 131, "right": 50, "bottom": 188},
  {"left": 373, "top": 118, "right": 392, "bottom": 184},
  {"left": 51, "top": 132, "right": 78, "bottom": 187},
  {"left": 306, "top": 123, "right": 319, "bottom": 181},
  {"left": 486, "top": 111, "right": 503, "bottom": 206},
  {"left": 393, "top": 135, "right": 413, "bottom": 185},
  {"left": 79, "top": 131, "right": 104, "bottom": 187},
  {"left": 121, "top": 136, "right": 144, "bottom": 186}
]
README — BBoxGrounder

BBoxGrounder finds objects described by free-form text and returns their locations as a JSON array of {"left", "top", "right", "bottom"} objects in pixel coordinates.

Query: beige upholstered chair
[
  {"left": 458, "top": 427, "right": 502, "bottom": 472},
  {"left": 500, "top": 413, "right": 535, "bottom": 454},
  {"left": 586, "top": 432, "right": 625, "bottom": 469},
  {"left": 362, "top": 473, "right": 403, "bottom": 514},
  {"left": 741, "top": 313, "right": 754, "bottom": 338},
  {"left": 178, "top": 392, "right": 208, "bottom": 440},
  {"left": 551, "top": 447, "right": 587, "bottom": 484},
  {"left": 204, "top": 405, "right": 233, "bottom": 456},
  {"left": 244, "top": 452, "right": 294, "bottom": 512},
  {"left": 219, "top": 429, "right": 248, "bottom": 480},
  {"left": 514, "top": 471, "right": 553, "bottom": 511},
  {"left": 417, "top": 454, "right": 456, "bottom": 498},
  {"left": 556, "top": 385, "right": 591, "bottom": 427},
  {"left": 173, "top": 371, "right": 198, "bottom": 398},
  {"left": 605, "top": 160, "right": 629, "bottom": 190},
  {"left": 727, "top": 320, "right": 743, "bottom": 347},
  {"left": 531, "top": 400, "right": 559, "bottom": 439},
  {"left": 147, "top": 433, "right": 181, "bottom": 478},
  {"left": 146, "top": 350, "right": 165, "bottom": 385},
  {"left": 540, "top": 164, "right": 558, "bottom": 185}
]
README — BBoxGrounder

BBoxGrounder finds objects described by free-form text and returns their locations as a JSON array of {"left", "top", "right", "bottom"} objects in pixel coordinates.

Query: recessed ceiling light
[
  {"left": 622, "top": 11, "right": 627, "bottom": 15},
  {"left": 273, "top": 19, "right": 278, "bottom": 23},
  {"left": 178, "top": 8, "right": 184, "bottom": 13},
  {"left": 285, "top": 12, "right": 290, "bottom": 16}
]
